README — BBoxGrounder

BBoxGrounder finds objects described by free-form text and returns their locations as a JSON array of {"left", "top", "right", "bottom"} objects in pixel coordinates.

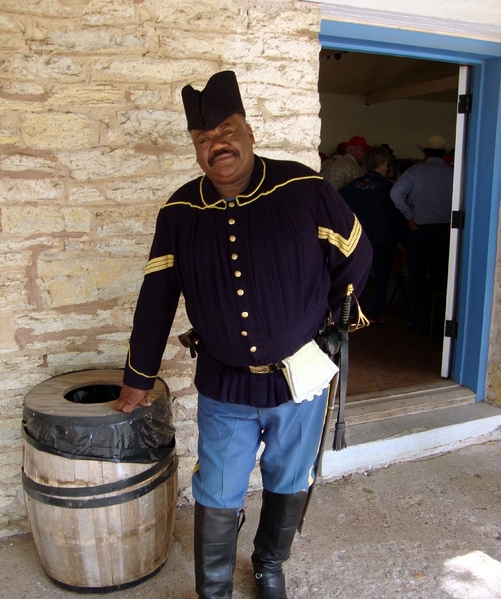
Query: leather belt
[{"left": 247, "top": 362, "right": 285, "bottom": 374}]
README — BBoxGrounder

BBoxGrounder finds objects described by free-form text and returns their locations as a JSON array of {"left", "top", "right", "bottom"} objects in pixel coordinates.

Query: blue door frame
[{"left": 320, "top": 20, "right": 501, "bottom": 400}]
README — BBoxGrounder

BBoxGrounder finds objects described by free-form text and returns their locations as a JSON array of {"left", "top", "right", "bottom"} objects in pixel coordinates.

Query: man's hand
[
  {"left": 406, "top": 217, "right": 418, "bottom": 231},
  {"left": 115, "top": 384, "right": 152, "bottom": 413}
]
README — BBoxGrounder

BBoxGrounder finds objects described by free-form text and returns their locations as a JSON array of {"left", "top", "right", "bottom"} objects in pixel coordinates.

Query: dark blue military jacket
[{"left": 123, "top": 155, "right": 372, "bottom": 407}]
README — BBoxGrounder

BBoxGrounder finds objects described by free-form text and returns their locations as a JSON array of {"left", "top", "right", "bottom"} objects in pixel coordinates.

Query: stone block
[
  {"left": 0, "top": 132, "right": 20, "bottom": 145},
  {"left": 0, "top": 10, "right": 20, "bottom": 32},
  {"left": 0, "top": 369, "right": 48, "bottom": 393},
  {"left": 254, "top": 115, "right": 321, "bottom": 148},
  {"left": 160, "top": 32, "right": 260, "bottom": 61},
  {"left": 0, "top": 311, "right": 17, "bottom": 351},
  {"left": 0, "top": 275, "right": 28, "bottom": 311},
  {"left": 92, "top": 237, "right": 151, "bottom": 256},
  {"left": 0, "top": 178, "right": 63, "bottom": 203},
  {"left": 2, "top": 206, "right": 65, "bottom": 236},
  {"left": 37, "top": 254, "right": 144, "bottom": 307},
  {"left": 160, "top": 154, "right": 199, "bottom": 172},
  {"left": 0, "top": 153, "right": 58, "bottom": 173},
  {"left": 0, "top": 33, "right": 26, "bottom": 50},
  {"left": 57, "top": 148, "right": 157, "bottom": 181},
  {"left": 260, "top": 148, "right": 320, "bottom": 171},
  {"left": 94, "top": 205, "right": 158, "bottom": 237},
  {"left": 158, "top": 371, "right": 194, "bottom": 393},
  {"left": 1, "top": 54, "right": 86, "bottom": 82},
  {"left": 237, "top": 58, "right": 318, "bottom": 91},
  {"left": 2, "top": 205, "right": 92, "bottom": 235},
  {"left": 152, "top": 0, "right": 246, "bottom": 31},
  {"left": 91, "top": 57, "right": 215, "bottom": 84},
  {"left": 46, "top": 85, "right": 124, "bottom": 106},
  {"left": 0, "top": 0, "right": 76, "bottom": 18},
  {"left": 105, "top": 174, "right": 191, "bottom": 205},
  {"left": 128, "top": 88, "right": 166, "bottom": 107},
  {"left": 82, "top": 0, "right": 135, "bottom": 26},
  {"left": 31, "top": 29, "right": 147, "bottom": 53},
  {"left": 248, "top": 6, "right": 320, "bottom": 35},
  {"left": 47, "top": 350, "right": 125, "bottom": 370},
  {"left": 14, "top": 309, "right": 115, "bottom": 337},
  {"left": 68, "top": 185, "right": 106, "bottom": 204},
  {"left": 262, "top": 34, "right": 319, "bottom": 61},
  {"left": 21, "top": 113, "right": 91, "bottom": 150},
  {"left": 117, "top": 109, "right": 188, "bottom": 145}
]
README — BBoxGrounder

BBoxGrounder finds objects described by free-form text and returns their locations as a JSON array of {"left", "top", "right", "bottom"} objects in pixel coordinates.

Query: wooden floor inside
[{"left": 347, "top": 300, "right": 445, "bottom": 402}]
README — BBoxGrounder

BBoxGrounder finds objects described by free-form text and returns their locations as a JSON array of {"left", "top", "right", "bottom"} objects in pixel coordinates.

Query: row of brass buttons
[{"left": 228, "top": 203, "right": 256, "bottom": 352}]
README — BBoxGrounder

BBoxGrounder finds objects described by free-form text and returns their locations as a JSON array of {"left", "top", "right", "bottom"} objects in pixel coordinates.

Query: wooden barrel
[{"left": 22, "top": 369, "right": 178, "bottom": 591}]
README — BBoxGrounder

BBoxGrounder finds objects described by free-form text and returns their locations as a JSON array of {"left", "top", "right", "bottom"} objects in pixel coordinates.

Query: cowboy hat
[{"left": 417, "top": 135, "right": 447, "bottom": 151}]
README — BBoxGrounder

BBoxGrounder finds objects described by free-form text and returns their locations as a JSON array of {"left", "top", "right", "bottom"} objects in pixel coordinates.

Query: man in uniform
[{"left": 116, "top": 71, "right": 372, "bottom": 599}]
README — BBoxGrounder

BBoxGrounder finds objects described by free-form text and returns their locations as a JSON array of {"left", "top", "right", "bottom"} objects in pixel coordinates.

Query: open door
[{"left": 441, "top": 65, "right": 472, "bottom": 377}]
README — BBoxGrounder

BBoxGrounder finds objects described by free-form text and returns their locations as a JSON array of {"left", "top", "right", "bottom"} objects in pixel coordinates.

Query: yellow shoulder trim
[
  {"left": 144, "top": 254, "right": 174, "bottom": 276},
  {"left": 318, "top": 216, "right": 362, "bottom": 257}
]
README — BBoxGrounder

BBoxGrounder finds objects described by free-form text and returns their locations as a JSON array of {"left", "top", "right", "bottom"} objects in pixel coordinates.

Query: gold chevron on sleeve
[
  {"left": 318, "top": 216, "right": 362, "bottom": 257},
  {"left": 144, "top": 254, "right": 174, "bottom": 275}
]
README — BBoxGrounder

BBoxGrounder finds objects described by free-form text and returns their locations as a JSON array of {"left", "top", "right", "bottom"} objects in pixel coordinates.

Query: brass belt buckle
[{"left": 249, "top": 364, "right": 273, "bottom": 374}]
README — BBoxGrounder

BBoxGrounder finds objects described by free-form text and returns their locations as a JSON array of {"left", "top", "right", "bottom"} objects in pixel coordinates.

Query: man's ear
[{"left": 246, "top": 123, "right": 255, "bottom": 144}]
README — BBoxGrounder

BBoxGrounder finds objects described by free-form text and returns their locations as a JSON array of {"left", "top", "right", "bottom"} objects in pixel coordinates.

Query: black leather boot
[
  {"left": 194, "top": 502, "right": 243, "bottom": 599},
  {"left": 251, "top": 490, "right": 307, "bottom": 599}
]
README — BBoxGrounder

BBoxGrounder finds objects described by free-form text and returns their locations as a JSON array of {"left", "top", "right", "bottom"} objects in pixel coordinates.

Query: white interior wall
[{"left": 319, "top": 93, "right": 457, "bottom": 160}]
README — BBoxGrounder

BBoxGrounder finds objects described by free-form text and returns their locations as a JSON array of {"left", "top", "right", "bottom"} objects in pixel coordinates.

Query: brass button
[
  {"left": 228, "top": 202, "right": 235, "bottom": 208},
  {"left": 231, "top": 253, "right": 238, "bottom": 260},
  {"left": 241, "top": 311, "right": 249, "bottom": 318},
  {"left": 234, "top": 271, "right": 241, "bottom": 278},
  {"left": 228, "top": 218, "right": 235, "bottom": 225},
  {"left": 250, "top": 346, "right": 257, "bottom": 353},
  {"left": 229, "top": 235, "right": 236, "bottom": 242},
  {"left": 241, "top": 331, "right": 248, "bottom": 337},
  {"left": 237, "top": 289, "right": 244, "bottom": 296}
]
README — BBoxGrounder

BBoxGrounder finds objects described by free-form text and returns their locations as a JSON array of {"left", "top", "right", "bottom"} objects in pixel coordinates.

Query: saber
[
  {"left": 333, "top": 283, "right": 353, "bottom": 450},
  {"left": 297, "top": 283, "right": 353, "bottom": 533}
]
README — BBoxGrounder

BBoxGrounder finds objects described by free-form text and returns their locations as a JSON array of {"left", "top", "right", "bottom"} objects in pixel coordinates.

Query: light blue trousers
[{"left": 192, "top": 389, "right": 329, "bottom": 509}]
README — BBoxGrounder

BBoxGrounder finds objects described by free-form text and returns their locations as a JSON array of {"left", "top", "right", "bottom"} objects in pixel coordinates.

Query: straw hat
[{"left": 417, "top": 135, "right": 447, "bottom": 151}]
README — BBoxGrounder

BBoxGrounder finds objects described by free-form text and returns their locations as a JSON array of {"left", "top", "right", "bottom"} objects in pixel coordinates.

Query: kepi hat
[
  {"left": 182, "top": 71, "right": 246, "bottom": 131},
  {"left": 417, "top": 135, "right": 447, "bottom": 151}
]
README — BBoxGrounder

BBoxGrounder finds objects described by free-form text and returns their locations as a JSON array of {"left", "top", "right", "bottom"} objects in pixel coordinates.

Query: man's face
[
  {"left": 191, "top": 113, "right": 255, "bottom": 194},
  {"left": 352, "top": 145, "right": 366, "bottom": 166}
]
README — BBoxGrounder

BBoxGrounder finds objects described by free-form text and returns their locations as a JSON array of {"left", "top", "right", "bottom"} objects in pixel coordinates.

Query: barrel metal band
[
  {"left": 22, "top": 447, "right": 176, "bottom": 498},
  {"left": 22, "top": 454, "right": 178, "bottom": 509}
]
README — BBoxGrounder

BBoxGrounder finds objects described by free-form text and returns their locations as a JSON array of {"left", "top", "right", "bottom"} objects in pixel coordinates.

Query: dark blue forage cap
[{"left": 182, "top": 71, "right": 246, "bottom": 131}]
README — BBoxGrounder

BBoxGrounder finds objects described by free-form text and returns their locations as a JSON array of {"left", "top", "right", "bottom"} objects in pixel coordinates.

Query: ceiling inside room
[{"left": 318, "top": 50, "right": 459, "bottom": 104}]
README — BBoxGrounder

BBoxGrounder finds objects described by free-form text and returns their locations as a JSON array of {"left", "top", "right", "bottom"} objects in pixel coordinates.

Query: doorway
[
  {"left": 318, "top": 50, "right": 460, "bottom": 399},
  {"left": 318, "top": 20, "right": 501, "bottom": 402}
]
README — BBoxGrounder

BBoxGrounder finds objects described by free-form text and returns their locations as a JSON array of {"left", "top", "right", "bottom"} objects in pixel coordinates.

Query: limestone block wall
[{"left": 0, "top": 0, "right": 321, "bottom": 537}]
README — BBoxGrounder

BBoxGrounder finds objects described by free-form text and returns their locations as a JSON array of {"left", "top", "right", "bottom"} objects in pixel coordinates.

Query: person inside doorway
[
  {"left": 390, "top": 135, "right": 453, "bottom": 334},
  {"left": 322, "top": 136, "right": 370, "bottom": 190},
  {"left": 339, "top": 146, "right": 405, "bottom": 325}
]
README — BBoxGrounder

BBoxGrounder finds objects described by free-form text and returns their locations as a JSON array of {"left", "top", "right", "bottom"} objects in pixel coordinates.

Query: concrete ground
[{"left": 2, "top": 431, "right": 501, "bottom": 599}]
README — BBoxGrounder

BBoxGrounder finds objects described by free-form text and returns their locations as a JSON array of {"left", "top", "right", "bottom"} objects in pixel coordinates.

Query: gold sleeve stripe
[
  {"left": 127, "top": 344, "right": 157, "bottom": 379},
  {"left": 144, "top": 254, "right": 174, "bottom": 275},
  {"left": 318, "top": 216, "right": 363, "bottom": 257}
]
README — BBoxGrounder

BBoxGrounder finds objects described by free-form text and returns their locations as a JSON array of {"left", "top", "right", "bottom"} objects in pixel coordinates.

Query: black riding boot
[
  {"left": 194, "top": 502, "right": 243, "bottom": 599},
  {"left": 251, "top": 490, "right": 307, "bottom": 599}
]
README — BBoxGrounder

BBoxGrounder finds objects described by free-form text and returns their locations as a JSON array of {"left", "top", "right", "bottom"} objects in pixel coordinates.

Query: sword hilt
[{"left": 340, "top": 283, "right": 354, "bottom": 328}]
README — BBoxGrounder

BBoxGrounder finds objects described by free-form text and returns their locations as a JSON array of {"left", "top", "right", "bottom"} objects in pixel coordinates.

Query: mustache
[{"left": 208, "top": 147, "right": 238, "bottom": 166}]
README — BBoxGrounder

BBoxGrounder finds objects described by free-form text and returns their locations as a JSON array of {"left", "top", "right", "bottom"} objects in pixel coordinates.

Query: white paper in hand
[{"left": 281, "top": 340, "right": 339, "bottom": 403}]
